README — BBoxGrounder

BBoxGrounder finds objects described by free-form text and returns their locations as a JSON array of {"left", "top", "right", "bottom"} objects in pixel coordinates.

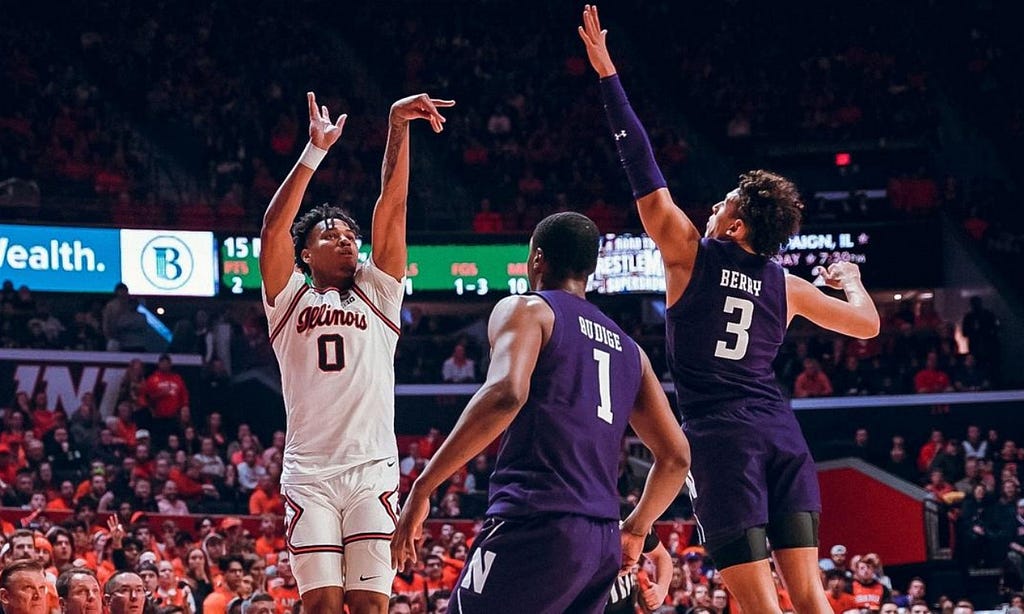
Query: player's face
[
  {"left": 304, "top": 219, "right": 359, "bottom": 279},
  {"left": 706, "top": 190, "right": 741, "bottom": 239}
]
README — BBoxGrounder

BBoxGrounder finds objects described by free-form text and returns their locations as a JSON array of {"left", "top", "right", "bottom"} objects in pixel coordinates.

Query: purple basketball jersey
[
  {"left": 667, "top": 238, "right": 787, "bottom": 419},
  {"left": 487, "top": 290, "right": 643, "bottom": 521}
]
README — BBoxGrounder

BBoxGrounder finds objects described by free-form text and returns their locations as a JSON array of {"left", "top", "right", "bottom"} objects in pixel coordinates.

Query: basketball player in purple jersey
[
  {"left": 579, "top": 6, "right": 880, "bottom": 613},
  {"left": 391, "top": 212, "right": 690, "bottom": 614}
]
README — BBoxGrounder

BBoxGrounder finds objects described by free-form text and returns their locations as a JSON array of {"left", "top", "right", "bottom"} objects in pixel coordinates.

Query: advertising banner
[{"left": 0, "top": 224, "right": 121, "bottom": 292}]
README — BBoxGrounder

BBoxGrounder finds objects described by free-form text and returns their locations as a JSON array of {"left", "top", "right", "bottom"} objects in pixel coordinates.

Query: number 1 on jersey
[
  {"left": 593, "top": 348, "right": 613, "bottom": 424},
  {"left": 714, "top": 296, "right": 754, "bottom": 360}
]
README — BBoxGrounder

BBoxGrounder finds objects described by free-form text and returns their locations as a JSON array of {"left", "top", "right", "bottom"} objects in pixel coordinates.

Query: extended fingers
[
  {"left": 307, "top": 92, "right": 320, "bottom": 121},
  {"left": 420, "top": 97, "right": 449, "bottom": 133}
]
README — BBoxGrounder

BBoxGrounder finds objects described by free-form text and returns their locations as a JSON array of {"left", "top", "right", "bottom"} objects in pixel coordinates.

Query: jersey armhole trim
[
  {"left": 269, "top": 285, "right": 311, "bottom": 344},
  {"left": 352, "top": 284, "right": 402, "bottom": 337}
]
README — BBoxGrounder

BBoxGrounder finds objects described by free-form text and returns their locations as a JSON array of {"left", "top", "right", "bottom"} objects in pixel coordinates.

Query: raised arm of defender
[
  {"left": 260, "top": 92, "right": 347, "bottom": 303},
  {"left": 579, "top": 4, "right": 702, "bottom": 302}
]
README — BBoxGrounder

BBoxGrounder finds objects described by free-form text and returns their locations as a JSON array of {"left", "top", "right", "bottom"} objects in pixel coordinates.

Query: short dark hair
[
  {"left": 219, "top": 554, "right": 246, "bottom": 571},
  {"left": 104, "top": 571, "right": 142, "bottom": 595},
  {"left": 734, "top": 170, "right": 803, "bottom": 257},
  {"left": 55, "top": 567, "right": 97, "bottom": 599},
  {"left": 1, "top": 559, "right": 44, "bottom": 589},
  {"left": 824, "top": 569, "right": 846, "bottom": 581},
  {"left": 47, "top": 527, "right": 72, "bottom": 546},
  {"left": 250, "top": 594, "right": 274, "bottom": 604},
  {"left": 531, "top": 212, "right": 600, "bottom": 281},
  {"left": 291, "top": 204, "right": 361, "bottom": 275}
]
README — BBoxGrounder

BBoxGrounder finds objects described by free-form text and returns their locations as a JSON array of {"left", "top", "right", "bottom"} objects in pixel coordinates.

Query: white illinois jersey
[{"left": 264, "top": 257, "right": 403, "bottom": 485}]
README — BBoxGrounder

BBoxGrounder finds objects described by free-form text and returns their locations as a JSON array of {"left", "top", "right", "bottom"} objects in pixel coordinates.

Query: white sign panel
[{"left": 119, "top": 229, "right": 217, "bottom": 297}]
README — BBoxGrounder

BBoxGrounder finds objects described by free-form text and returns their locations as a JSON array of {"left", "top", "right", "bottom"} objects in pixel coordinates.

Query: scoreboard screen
[
  {"left": 773, "top": 221, "right": 941, "bottom": 287},
  {"left": 587, "top": 234, "right": 665, "bottom": 294},
  {"left": 217, "top": 222, "right": 936, "bottom": 296},
  {"left": 217, "top": 235, "right": 530, "bottom": 296}
]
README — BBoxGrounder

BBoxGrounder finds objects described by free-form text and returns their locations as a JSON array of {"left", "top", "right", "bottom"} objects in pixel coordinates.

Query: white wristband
[{"left": 298, "top": 142, "right": 328, "bottom": 170}]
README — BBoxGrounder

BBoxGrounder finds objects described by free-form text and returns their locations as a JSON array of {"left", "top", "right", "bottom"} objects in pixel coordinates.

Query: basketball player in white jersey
[{"left": 260, "top": 91, "right": 454, "bottom": 614}]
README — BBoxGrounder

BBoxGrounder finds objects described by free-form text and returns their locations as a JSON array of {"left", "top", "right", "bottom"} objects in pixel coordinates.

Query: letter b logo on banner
[{"left": 143, "top": 236, "right": 192, "bottom": 290}]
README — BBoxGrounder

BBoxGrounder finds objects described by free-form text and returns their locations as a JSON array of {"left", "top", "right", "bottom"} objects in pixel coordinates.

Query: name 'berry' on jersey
[
  {"left": 487, "top": 290, "right": 643, "bottom": 521},
  {"left": 263, "top": 258, "right": 403, "bottom": 485},
  {"left": 667, "top": 238, "right": 787, "bottom": 419}
]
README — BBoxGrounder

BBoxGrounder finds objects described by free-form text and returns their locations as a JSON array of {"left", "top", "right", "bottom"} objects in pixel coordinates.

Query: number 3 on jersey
[
  {"left": 714, "top": 296, "right": 754, "bottom": 361},
  {"left": 317, "top": 334, "right": 346, "bottom": 371}
]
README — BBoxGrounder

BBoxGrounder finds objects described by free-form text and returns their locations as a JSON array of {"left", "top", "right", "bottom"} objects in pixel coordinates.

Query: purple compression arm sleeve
[{"left": 599, "top": 74, "right": 667, "bottom": 199}]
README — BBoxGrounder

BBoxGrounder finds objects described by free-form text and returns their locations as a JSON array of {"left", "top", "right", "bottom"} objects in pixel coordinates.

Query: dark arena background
[{"left": 2, "top": 1, "right": 1023, "bottom": 612}]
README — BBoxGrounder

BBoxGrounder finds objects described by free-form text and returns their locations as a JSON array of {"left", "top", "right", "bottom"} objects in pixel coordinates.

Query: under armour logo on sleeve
[{"left": 614, "top": 130, "right": 628, "bottom": 140}]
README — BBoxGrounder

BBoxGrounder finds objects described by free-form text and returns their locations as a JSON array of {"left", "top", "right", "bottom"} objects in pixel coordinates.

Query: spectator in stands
[
  {"left": 959, "top": 484, "right": 993, "bottom": 567},
  {"left": 914, "top": 351, "right": 952, "bottom": 394},
  {"left": 953, "top": 354, "right": 991, "bottom": 392},
  {"left": 389, "top": 594, "right": 413, "bottom": 614},
  {"left": 29, "top": 391, "right": 56, "bottom": 440},
  {"left": 851, "top": 553, "right": 891, "bottom": 610},
  {"left": 961, "top": 296, "right": 1000, "bottom": 370},
  {"left": 192, "top": 437, "right": 226, "bottom": 482},
  {"left": 203, "top": 554, "right": 246, "bottom": 613},
  {"left": 471, "top": 198, "right": 504, "bottom": 233},
  {"left": 109, "top": 298, "right": 149, "bottom": 354},
  {"left": 248, "top": 474, "right": 283, "bottom": 516},
  {"left": 925, "top": 469, "right": 956, "bottom": 502},
  {"left": 156, "top": 480, "right": 189, "bottom": 515},
  {"left": 421, "top": 554, "right": 453, "bottom": 598},
  {"left": 138, "top": 354, "right": 190, "bottom": 445},
  {"left": 103, "top": 570, "right": 146, "bottom": 614},
  {"left": 918, "top": 429, "right": 946, "bottom": 473},
  {"left": 69, "top": 393, "right": 101, "bottom": 451},
  {"left": 399, "top": 442, "right": 426, "bottom": 483},
  {"left": 991, "top": 480, "right": 1023, "bottom": 564},
  {"left": 793, "top": 358, "right": 833, "bottom": 398},
  {"left": 0, "top": 559, "right": 49, "bottom": 614},
  {"left": 834, "top": 355, "right": 869, "bottom": 396},
  {"left": 824, "top": 567, "right": 857, "bottom": 613},
  {"left": 55, "top": 567, "right": 102, "bottom": 614},
  {"left": 955, "top": 458, "right": 985, "bottom": 495},
  {"left": 930, "top": 439, "right": 965, "bottom": 485},
  {"left": 440, "top": 343, "right": 476, "bottom": 383},
  {"left": 892, "top": 578, "right": 928, "bottom": 610},
  {"left": 235, "top": 448, "right": 266, "bottom": 496},
  {"left": 101, "top": 284, "right": 131, "bottom": 352},
  {"left": 963, "top": 425, "right": 988, "bottom": 460}
]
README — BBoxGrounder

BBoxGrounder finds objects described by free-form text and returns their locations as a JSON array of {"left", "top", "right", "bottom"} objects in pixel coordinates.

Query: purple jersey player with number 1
[
  {"left": 579, "top": 6, "right": 880, "bottom": 614},
  {"left": 391, "top": 212, "right": 690, "bottom": 614}
]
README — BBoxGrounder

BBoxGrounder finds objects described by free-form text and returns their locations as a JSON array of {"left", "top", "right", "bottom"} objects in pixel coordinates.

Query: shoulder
[
  {"left": 492, "top": 294, "right": 553, "bottom": 321},
  {"left": 357, "top": 256, "right": 404, "bottom": 287},
  {"left": 487, "top": 294, "right": 554, "bottom": 336}
]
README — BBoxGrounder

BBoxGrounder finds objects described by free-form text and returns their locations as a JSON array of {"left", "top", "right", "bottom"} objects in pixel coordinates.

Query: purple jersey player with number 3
[
  {"left": 579, "top": 5, "right": 880, "bottom": 614},
  {"left": 391, "top": 212, "right": 690, "bottom": 614}
]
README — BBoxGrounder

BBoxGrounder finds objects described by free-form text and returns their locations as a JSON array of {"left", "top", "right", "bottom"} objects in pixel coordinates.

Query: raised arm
[
  {"left": 786, "top": 262, "right": 880, "bottom": 339},
  {"left": 260, "top": 92, "right": 347, "bottom": 304},
  {"left": 621, "top": 349, "right": 690, "bottom": 572},
  {"left": 578, "top": 4, "right": 701, "bottom": 301},
  {"left": 371, "top": 94, "right": 455, "bottom": 281},
  {"left": 390, "top": 295, "right": 551, "bottom": 569}
]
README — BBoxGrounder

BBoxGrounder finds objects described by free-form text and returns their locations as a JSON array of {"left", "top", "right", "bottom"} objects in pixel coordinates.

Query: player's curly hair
[
  {"left": 291, "top": 204, "right": 361, "bottom": 275},
  {"left": 734, "top": 170, "right": 803, "bottom": 257}
]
